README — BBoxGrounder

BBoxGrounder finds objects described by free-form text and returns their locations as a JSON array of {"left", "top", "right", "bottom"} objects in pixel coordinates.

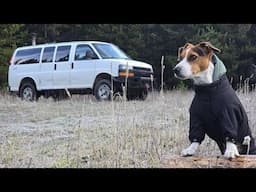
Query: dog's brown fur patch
[{"left": 179, "top": 43, "right": 214, "bottom": 74}]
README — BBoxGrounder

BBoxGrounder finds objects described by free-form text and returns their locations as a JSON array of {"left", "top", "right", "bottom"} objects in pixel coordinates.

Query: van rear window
[{"left": 14, "top": 48, "right": 42, "bottom": 65}]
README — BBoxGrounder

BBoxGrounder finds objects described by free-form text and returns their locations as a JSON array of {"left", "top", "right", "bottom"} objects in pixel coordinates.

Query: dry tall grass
[{"left": 0, "top": 90, "right": 256, "bottom": 168}]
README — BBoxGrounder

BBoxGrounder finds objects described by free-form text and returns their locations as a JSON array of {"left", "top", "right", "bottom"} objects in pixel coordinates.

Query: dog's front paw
[
  {"left": 224, "top": 141, "right": 240, "bottom": 159},
  {"left": 181, "top": 142, "right": 199, "bottom": 156},
  {"left": 181, "top": 148, "right": 195, "bottom": 156}
]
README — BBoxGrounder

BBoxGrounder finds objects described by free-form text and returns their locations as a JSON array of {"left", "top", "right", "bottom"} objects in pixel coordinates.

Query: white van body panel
[
  {"left": 8, "top": 46, "right": 43, "bottom": 91},
  {"left": 70, "top": 59, "right": 96, "bottom": 89},
  {"left": 37, "top": 46, "right": 56, "bottom": 89}
]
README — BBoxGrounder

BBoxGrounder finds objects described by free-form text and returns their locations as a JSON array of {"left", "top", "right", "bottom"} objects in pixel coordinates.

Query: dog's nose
[{"left": 173, "top": 67, "right": 181, "bottom": 75}]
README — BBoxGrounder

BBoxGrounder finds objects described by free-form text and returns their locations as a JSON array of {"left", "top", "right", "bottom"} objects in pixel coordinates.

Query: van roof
[{"left": 15, "top": 41, "right": 112, "bottom": 49}]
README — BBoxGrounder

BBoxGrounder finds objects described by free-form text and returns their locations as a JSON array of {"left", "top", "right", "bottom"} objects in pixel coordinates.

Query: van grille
[
  {"left": 133, "top": 67, "right": 152, "bottom": 77},
  {"left": 133, "top": 67, "right": 151, "bottom": 72}
]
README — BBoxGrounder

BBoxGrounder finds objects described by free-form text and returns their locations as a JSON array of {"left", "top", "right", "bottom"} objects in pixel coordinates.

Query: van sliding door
[
  {"left": 39, "top": 46, "right": 55, "bottom": 89},
  {"left": 53, "top": 45, "right": 71, "bottom": 89}
]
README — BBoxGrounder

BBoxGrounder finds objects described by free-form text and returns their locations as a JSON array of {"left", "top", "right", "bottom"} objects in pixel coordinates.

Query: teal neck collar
[{"left": 211, "top": 54, "right": 227, "bottom": 81}]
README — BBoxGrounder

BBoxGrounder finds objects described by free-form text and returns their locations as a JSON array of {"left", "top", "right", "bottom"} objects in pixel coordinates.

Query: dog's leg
[
  {"left": 223, "top": 141, "right": 240, "bottom": 159},
  {"left": 242, "top": 136, "right": 251, "bottom": 155},
  {"left": 181, "top": 142, "right": 200, "bottom": 156}
]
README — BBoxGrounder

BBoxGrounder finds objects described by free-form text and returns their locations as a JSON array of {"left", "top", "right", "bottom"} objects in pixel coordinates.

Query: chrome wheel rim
[
  {"left": 98, "top": 84, "right": 110, "bottom": 100},
  {"left": 23, "top": 87, "right": 33, "bottom": 101}
]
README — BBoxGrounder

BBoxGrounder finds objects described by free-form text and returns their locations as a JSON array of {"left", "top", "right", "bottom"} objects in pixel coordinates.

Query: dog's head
[{"left": 173, "top": 42, "right": 221, "bottom": 80}]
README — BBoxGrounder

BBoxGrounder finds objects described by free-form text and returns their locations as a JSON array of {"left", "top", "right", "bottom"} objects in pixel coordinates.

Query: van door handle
[
  {"left": 71, "top": 62, "right": 74, "bottom": 69},
  {"left": 54, "top": 64, "right": 56, "bottom": 70}
]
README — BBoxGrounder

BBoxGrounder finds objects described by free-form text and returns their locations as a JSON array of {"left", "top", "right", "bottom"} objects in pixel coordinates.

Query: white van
[{"left": 8, "top": 41, "right": 153, "bottom": 101}]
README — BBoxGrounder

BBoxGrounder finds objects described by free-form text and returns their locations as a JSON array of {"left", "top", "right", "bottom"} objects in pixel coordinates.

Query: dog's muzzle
[{"left": 173, "top": 66, "right": 185, "bottom": 79}]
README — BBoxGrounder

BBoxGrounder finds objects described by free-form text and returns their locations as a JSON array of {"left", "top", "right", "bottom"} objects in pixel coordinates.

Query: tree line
[{"left": 1, "top": 24, "right": 256, "bottom": 90}]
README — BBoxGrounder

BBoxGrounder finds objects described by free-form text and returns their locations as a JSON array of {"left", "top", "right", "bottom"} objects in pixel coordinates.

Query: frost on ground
[{"left": 0, "top": 90, "right": 256, "bottom": 168}]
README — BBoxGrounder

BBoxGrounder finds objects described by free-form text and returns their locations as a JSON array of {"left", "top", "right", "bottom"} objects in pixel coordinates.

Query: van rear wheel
[
  {"left": 20, "top": 82, "right": 38, "bottom": 101},
  {"left": 94, "top": 79, "right": 112, "bottom": 101}
]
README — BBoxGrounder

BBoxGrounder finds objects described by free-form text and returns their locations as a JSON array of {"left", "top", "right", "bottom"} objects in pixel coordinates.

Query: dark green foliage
[{"left": 0, "top": 24, "right": 255, "bottom": 90}]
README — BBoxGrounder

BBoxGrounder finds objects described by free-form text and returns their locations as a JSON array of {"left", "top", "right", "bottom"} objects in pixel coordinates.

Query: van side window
[
  {"left": 42, "top": 47, "right": 55, "bottom": 63},
  {"left": 75, "top": 45, "right": 98, "bottom": 60},
  {"left": 55, "top": 46, "right": 71, "bottom": 62},
  {"left": 14, "top": 48, "right": 42, "bottom": 65}
]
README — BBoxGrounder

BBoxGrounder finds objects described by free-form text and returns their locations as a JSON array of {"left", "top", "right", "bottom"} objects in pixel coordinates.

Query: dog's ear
[
  {"left": 198, "top": 42, "right": 221, "bottom": 54},
  {"left": 177, "top": 46, "right": 183, "bottom": 61},
  {"left": 177, "top": 43, "right": 193, "bottom": 61},
  {"left": 184, "top": 43, "right": 193, "bottom": 49}
]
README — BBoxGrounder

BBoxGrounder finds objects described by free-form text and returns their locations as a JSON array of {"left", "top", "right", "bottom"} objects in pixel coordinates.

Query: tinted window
[
  {"left": 42, "top": 47, "right": 55, "bottom": 63},
  {"left": 75, "top": 45, "right": 98, "bottom": 60},
  {"left": 14, "top": 48, "right": 42, "bottom": 65},
  {"left": 55, "top": 46, "right": 71, "bottom": 62}
]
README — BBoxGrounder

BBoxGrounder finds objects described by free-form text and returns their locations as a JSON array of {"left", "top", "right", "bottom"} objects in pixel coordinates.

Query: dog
[{"left": 173, "top": 41, "right": 256, "bottom": 159}]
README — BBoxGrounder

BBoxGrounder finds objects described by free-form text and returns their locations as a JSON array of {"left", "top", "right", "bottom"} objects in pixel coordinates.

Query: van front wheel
[
  {"left": 138, "top": 88, "right": 148, "bottom": 100},
  {"left": 94, "top": 79, "right": 112, "bottom": 101},
  {"left": 20, "top": 82, "right": 38, "bottom": 101},
  {"left": 127, "top": 88, "right": 148, "bottom": 101}
]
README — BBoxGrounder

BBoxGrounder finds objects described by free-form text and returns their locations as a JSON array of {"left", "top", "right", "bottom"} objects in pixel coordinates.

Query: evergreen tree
[{"left": 1, "top": 24, "right": 255, "bottom": 90}]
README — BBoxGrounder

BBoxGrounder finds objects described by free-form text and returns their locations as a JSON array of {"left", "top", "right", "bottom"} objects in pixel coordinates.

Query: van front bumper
[{"left": 113, "top": 76, "right": 153, "bottom": 92}]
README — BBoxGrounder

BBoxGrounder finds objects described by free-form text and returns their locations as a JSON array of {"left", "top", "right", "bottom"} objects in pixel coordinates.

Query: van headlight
[
  {"left": 119, "top": 64, "right": 133, "bottom": 71},
  {"left": 118, "top": 64, "right": 134, "bottom": 77}
]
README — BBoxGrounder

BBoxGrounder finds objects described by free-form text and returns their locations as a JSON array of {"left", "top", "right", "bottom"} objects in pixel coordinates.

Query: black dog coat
[{"left": 189, "top": 57, "right": 256, "bottom": 155}]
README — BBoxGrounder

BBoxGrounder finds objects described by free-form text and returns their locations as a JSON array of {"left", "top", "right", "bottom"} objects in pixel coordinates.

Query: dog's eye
[{"left": 188, "top": 55, "right": 197, "bottom": 61}]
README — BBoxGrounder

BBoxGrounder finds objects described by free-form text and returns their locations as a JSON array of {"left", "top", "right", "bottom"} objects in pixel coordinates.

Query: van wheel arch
[
  {"left": 19, "top": 78, "right": 38, "bottom": 101},
  {"left": 93, "top": 73, "right": 114, "bottom": 101},
  {"left": 93, "top": 73, "right": 112, "bottom": 93}
]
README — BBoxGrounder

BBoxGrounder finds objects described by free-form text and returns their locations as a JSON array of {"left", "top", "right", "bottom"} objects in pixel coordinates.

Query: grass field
[{"left": 0, "top": 90, "right": 256, "bottom": 168}]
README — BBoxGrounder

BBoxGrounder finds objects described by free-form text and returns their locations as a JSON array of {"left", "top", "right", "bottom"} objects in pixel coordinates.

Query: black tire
[
  {"left": 94, "top": 79, "right": 112, "bottom": 101},
  {"left": 19, "top": 82, "right": 38, "bottom": 101},
  {"left": 126, "top": 93, "right": 137, "bottom": 100},
  {"left": 138, "top": 88, "right": 148, "bottom": 100},
  {"left": 127, "top": 88, "right": 148, "bottom": 101}
]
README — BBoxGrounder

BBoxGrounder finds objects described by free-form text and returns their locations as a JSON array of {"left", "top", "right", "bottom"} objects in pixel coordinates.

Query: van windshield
[{"left": 92, "top": 43, "right": 130, "bottom": 59}]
